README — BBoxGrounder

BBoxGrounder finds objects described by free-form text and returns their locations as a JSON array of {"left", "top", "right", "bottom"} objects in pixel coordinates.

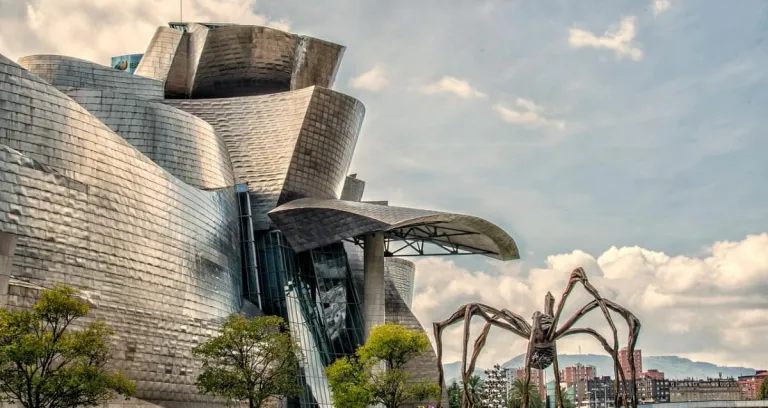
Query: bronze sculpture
[{"left": 433, "top": 267, "right": 641, "bottom": 408}]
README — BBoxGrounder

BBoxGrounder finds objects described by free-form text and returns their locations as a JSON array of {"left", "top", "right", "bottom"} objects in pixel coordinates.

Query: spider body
[
  {"left": 433, "top": 267, "right": 641, "bottom": 408},
  {"left": 529, "top": 312, "right": 556, "bottom": 369}
]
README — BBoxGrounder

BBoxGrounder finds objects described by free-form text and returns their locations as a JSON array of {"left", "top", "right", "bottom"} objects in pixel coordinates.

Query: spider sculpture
[{"left": 433, "top": 267, "right": 641, "bottom": 408}]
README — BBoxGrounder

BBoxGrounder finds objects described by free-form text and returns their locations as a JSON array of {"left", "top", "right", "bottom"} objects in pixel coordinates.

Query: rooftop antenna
[{"left": 180, "top": 0, "right": 183, "bottom": 22}]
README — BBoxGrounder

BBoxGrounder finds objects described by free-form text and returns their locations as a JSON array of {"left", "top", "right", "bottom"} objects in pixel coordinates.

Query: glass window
[{"left": 253, "top": 231, "right": 364, "bottom": 408}]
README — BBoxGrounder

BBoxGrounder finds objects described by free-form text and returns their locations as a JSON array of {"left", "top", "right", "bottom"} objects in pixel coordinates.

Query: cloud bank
[
  {"left": 0, "top": 0, "right": 290, "bottom": 64},
  {"left": 350, "top": 66, "right": 389, "bottom": 91},
  {"left": 493, "top": 98, "right": 566, "bottom": 130},
  {"left": 412, "top": 233, "right": 768, "bottom": 368},
  {"left": 569, "top": 16, "right": 643, "bottom": 61},
  {"left": 653, "top": 0, "right": 671, "bottom": 15},
  {"left": 419, "top": 76, "right": 488, "bottom": 99}
]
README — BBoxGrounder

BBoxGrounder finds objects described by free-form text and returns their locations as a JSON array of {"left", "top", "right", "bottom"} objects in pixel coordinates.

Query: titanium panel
[
  {"left": 18, "top": 54, "right": 164, "bottom": 99},
  {"left": 385, "top": 257, "right": 415, "bottom": 309},
  {"left": 268, "top": 198, "right": 520, "bottom": 260},
  {"left": 134, "top": 27, "right": 185, "bottom": 84},
  {"left": 165, "top": 87, "right": 365, "bottom": 229},
  {"left": 0, "top": 55, "right": 241, "bottom": 405},
  {"left": 65, "top": 88, "right": 235, "bottom": 189},
  {"left": 138, "top": 23, "right": 344, "bottom": 98},
  {"left": 290, "top": 36, "right": 344, "bottom": 91},
  {"left": 193, "top": 25, "right": 298, "bottom": 97},
  {"left": 340, "top": 174, "right": 366, "bottom": 202}
]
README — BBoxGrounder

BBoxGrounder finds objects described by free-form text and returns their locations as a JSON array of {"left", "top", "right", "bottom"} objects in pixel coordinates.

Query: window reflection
[{"left": 254, "top": 231, "right": 365, "bottom": 408}]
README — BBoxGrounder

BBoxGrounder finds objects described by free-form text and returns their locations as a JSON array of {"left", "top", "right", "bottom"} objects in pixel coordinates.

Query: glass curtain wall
[
  {"left": 237, "top": 187, "right": 261, "bottom": 308},
  {"left": 254, "top": 231, "right": 365, "bottom": 408}
]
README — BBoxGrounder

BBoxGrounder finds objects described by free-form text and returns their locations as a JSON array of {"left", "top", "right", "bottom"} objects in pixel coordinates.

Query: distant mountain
[
  {"left": 442, "top": 354, "right": 755, "bottom": 383},
  {"left": 442, "top": 361, "right": 487, "bottom": 384}
]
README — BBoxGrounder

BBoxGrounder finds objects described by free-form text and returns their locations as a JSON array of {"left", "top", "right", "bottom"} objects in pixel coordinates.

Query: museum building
[{"left": 0, "top": 22, "right": 519, "bottom": 407}]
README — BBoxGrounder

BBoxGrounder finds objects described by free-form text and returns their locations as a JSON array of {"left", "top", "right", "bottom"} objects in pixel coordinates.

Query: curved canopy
[{"left": 268, "top": 198, "right": 520, "bottom": 261}]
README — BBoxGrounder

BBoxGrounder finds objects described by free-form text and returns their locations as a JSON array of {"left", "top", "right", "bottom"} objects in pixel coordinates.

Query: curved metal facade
[
  {"left": 165, "top": 87, "right": 365, "bottom": 230},
  {"left": 268, "top": 197, "right": 520, "bottom": 260},
  {"left": 2, "top": 21, "right": 520, "bottom": 408},
  {"left": 385, "top": 257, "right": 416, "bottom": 309},
  {"left": 65, "top": 89, "right": 235, "bottom": 189},
  {"left": 136, "top": 23, "right": 344, "bottom": 98},
  {"left": 18, "top": 54, "right": 164, "bottom": 99},
  {"left": 0, "top": 54, "right": 242, "bottom": 406}
]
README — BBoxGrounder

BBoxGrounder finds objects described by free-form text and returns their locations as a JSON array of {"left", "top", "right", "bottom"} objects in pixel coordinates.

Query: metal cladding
[
  {"left": 166, "top": 87, "right": 365, "bottom": 230},
  {"left": 1, "top": 21, "right": 520, "bottom": 408},
  {"left": 268, "top": 197, "right": 520, "bottom": 260},
  {"left": 65, "top": 89, "right": 235, "bottom": 189},
  {"left": 385, "top": 257, "right": 416, "bottom": 309},
  {"left": 341, "top": 174, "right": 366, "bottom": 202},
  {"left": 136, "top": 23, "right": 345, "bottom": 98},
  {"left": 0, "top": 55, "right": 241, "bottom": 405},
  {"left": 18, "top": 54, "right": 164, "bottom": 99}
]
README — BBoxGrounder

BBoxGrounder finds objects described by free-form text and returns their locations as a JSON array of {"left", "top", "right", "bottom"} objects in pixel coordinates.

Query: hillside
[{"left": 442, "top": 354, "right": 756, "bottom": 383}]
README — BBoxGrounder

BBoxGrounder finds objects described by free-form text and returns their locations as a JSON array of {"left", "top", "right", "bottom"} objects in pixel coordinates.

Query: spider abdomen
[{"left": 530, "top": 343, "right": 556, "bottom": 369}]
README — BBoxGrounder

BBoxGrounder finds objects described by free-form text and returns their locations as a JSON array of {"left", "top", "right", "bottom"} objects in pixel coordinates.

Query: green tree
[
  {"left": 447, "top": 381, "right": 462, "bottom": 408},
  {"left": 559, "top": 388, "right": 575, "bottom": 408},
  {"left": 463, "top": 375, "right": 485, "bottom": 407},
  {"left": 325, "top": 323, "right": 441, "bottom": 408},
  {"left": 192, "top": 314, "right": 303, "bottom": 408},
  {"left": 758, "top": 377, "right": 768, "bottom": 400},
  {"left": 0, "top": 285, "right": 135, "bottom": 408},
  {"left": 508, "top": 379, "right": 543, "bottom": 408}
]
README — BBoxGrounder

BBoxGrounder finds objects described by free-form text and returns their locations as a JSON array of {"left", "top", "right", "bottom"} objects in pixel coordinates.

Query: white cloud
[
  {"left": 419, "top": 76, "right": 487, "bottom": 99},
  {"left": 411, "top": 233, "right": 768, "bottom": 369},
  {"left": 568, "top": 16, "right": 643, "bottom": 61},
  {"left": 492, "top": 98, "right": 565, "bottom": 130},
  {"left": 653, "top": 0, "right": 671, "bottom": 15},
  {"left": 0, "top": 0, "right": 290, "bottom": 64},
  {"left": 350, "top": 66, "right": 389, "bottom": 91}
]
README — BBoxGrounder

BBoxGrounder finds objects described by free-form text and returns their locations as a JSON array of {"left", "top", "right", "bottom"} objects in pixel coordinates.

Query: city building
[
  {"left": 670, "top": 379, "right": 743, "bottom": 402},
  {"left": 587, "top": 377, "right": 615, "bottom": 408},
  {"left": 619, "top": 347, "right": 643, "bottom": 381},
  {"left": 644, "top": 369, "right": 666, "bottom": 380},
  {"left": 636, "top": 377, "right": 671, "bottom": 403},
  {"left": 512, "top": 367, "right": 547, "bottom": 400},
  {"left": 0, "top": 22, "right": 521, "bottom": 408},
  {"left": 562, "top": 363, "right": 598, "bottom": 387},
  {"left": 738, "top": 371, "right": 768, "bottom": 400}
]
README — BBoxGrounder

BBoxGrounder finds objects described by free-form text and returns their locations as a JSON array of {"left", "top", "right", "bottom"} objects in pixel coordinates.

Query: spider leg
[
  {"left": 551, "top": 269, "right": 627, "bottom": 404},
  {"left": 551, "top": 342, "right": 565, "bottom": 408},
  {"left": 522, "top": 330, "right": 535, "bottom": 408},
  {"left": 554, "top": 299, "right": 642, "bottom": 408},
  {"left": 433, "top": 303, "right": 531, "bottom": 408},
  {"left": 559, "top": 328, "right": 625, "bottom": 408}
]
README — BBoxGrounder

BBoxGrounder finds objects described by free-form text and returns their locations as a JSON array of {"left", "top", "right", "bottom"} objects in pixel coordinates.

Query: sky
[{"left": 1, "top": 0, "right": 767, "bottom": 370}]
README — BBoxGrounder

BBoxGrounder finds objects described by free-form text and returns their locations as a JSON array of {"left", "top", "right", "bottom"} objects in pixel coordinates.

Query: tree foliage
[
  {"left": 464, "top": 375, "right": 485, "bottom": 407},
  {"left": 508, "top": 378, "right": 543, "bottom": 408},
  {"left": 559, "top": 388, "right": 575, "bottom": 408},
  {"left": 325, "top": 323, "right": 441, "bottom": 408},
  {"left": 0, "top": 285, "right": 135, "bottom": 408},
  {"left": 447, "top": 381, "right": 462, "bottom": 408},
  {"left": 758, "top": 377, "right": 768, "bottom": 400},
  {"left": 192, "top": 314, "right": 303, "bottom": 408}
]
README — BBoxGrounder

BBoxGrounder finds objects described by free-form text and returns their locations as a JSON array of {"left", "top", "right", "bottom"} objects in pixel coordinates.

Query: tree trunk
[{"left": 249, "top": 398, "right": 255, "bottom": 408}]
